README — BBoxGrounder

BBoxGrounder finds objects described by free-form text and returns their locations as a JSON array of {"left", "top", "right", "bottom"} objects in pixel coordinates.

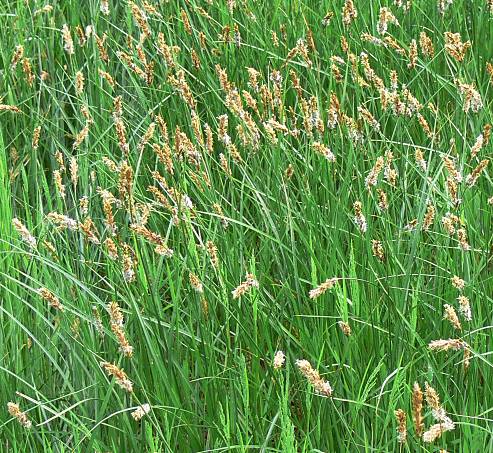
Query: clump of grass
[{"left": 1, "top": 0, "right": 493, "bottom": 451}]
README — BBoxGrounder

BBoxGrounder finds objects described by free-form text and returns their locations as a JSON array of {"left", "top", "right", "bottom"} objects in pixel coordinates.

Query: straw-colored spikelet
[
  {"left": 189, "top": 272, "right": 204, "bottom": 293},
  {"left": 12, "top": 218, "right": 37, "bottom": 249},
  {"left": 441, "top": 212, "right": 460, "bottom": 235},
  {"left": 285, "top": 164, "right": 295, "bottom": 180},
  {"left": 456, "top": 79, "right": 483, "bottom": 113},
  {"left": 98, "top": 68, "right": 115, "bottom": 87},
  {"left": 484, "top": 124, "right": 492, "bottom": 145},
  {"left": 296, "top": 359, "right": 332, "bottom": 397},
  {"left": 377, "top": 189, "right": 388, "bottom": 210},
  {"left": 457, "top": 228, "right": 471, "bottom": 251},
  {"left": 447, "top": 180, "right": 460, "bottom": 209},
  {"left": 92, "top": 306, "right": 104, "bottom": 337},
  {"left": 142, "top": 1, "right": 160, "bottom": 16},
  {"left": 75, "top": 71, "right": 84, "bottom": 96},
  {"left": 358, "top": 106, "right": 380, "bottom": 131},
  {"left": 423, "top": 204, "right": 435, "bottom": 231},
  {"left": 371, "top": 240, "right": 385, "bottom": 261},
  {"left": 152, "top": 143, "right": 174, "bottom": 175},
  {"left": 451, "top": 275, "right": 465, "bottom": 291},
  {"left": 463, "top": 347, "right": 472, "bottom": 371},
  {"left": 100, "top": 0, "right": 110, "bottom": 15},
  {"left": 217, "top": 114, "right": 231, "bottom": 146},
  {"left": 444, "top": 32, "right": 470, "bottom": 62},
  {"left": 218, "top": 153, "right": 231, "bottom": 175},
  {"left": 228, "top": 144, "right": 243, "bottom": 164},
  {"left": 383, "top": 149, "right": 395, "bottom": 174},
  {"left": 423, "top": 423, "right": 451, "bottom": 443},
  {"left": 404, "top": 219, "right": 418, "bottom": 232},
  {"left": 327, "top": 92, "right": 341, "bottom": 128},
  {"left": 180, "top": 8, "right": 192, "bottom": 35},
  {"left": 206, "top": 241, "right": 219, "bottom": 269},
  {"left": 424, "top": 382, "right": 454, "bottom": 427},
  {"left": 0, "top": 104, "right": 21, "bottom": 113},
  {"left": 273, "top": 350, "right": 285, "bottom": 370},
  {"left": 100, "top": 361, "right": 133, "bottom": 392},
  {"left": 361, "top": 32, "right": 384, "bottom": 48},
  {"left": 442, "top": 155, "right": 462, "bottom": 182},
  {"left": 384, "top": 37, "right": 406, "bottom": 57},
  {"left": 353, "top": 201, "right": 367, "bottom": 233},
  {"left": 204, "top": 123, "right": 214, "bottom": 153},
  {"left": 342, "top": 0, "right": 357, "bottom": 26},
  {"left": 322, "top": 10, "right": 334, "bottom": 26},
  {"left": 75, "top": 25, "right": 87, "bottom": 46},
  {"left": 102, "top": 157, "right": 117, "bottom": 172},
  {"left": 309, "top": 278, "right": 338, "bottom": 299},
  {"left": 79, "top": 217, "right": 99, "bottom": 245},
  {"left": 108, "top": 301, "right": 133, "bottom": 357},
  {"left": 39, "top": 287, "right": 64, "bottom": 311},
  {"left": 73, "top": 122, "right": 90, "bottom": 150},
  {"left": 338, "top": 321, "right": 352, "bottom": 336},
  {"left": 470, "top": 133, "right": 484, "bottom": 160},
  {"left": 443, "top": 304, "right": 461, "bottom": 330},
  {"left": 377, "top": 7, "right": 399, "bottom": 35},
  {"left": 365, "top": 156, "right": 384, "bottom": 188},
  {"left": 428, "top": 338, "right": 466, "bottom": 351},
  {"left": 81, "top": 104, "right": 93, "bottom": 124},
  {"left": 312, "top": 142, "right": 335, "bottom": 162},
  {"left": 10, "top": 44, "right": 24, "bottom": 70},
  {"left": 407, "top": 39, "right": 417, "bottom": 69},
  {"left": 53, "top": 170, "right": 66, "bottom": 199},
  {"left": 246, "top": 67, "right": 260, "bottom": 92},
  {"left": 71, "top": 317, "right": 81, "bottom": 338},
  {"left": 32, "top": 126, "right": 41, "bottom": 150},
  {"left": 415, "top": 149, "right": 427, "bottom": 172},
  {"left": 157, "top": 33, "right": 180, "bottom": 68},
  {"left": 129, "top": 1, "right": 150, "bottom": 38},
  {"left": 138, "top": 122, "right": 155, "bottom": 153},
  {"left": 127, "top": 46, "right": 151, "bottom": 75},
  {"left": 62, "top": 24, "right": 74, "bottom": 55},
  {"left": 131, "top": 403, "right": 151, "bottom": 421},
  {"left": 168, "top": 70, "right": 196, "bottom": 109},
  {"left": 419, "top": 32, "right": 434, "bottom": 58},
  {"left": 7, "top": 402, "right": 32, "bottom": 429},
  {"left": 412, "top": 382, "right": 424, "bottom": 436},
  {"left": 22, "top": 58, "right": 34, "bottom": 86},
  {"left": 438, "top": 0, "right": 454, "bottom": 15},
  {"left": 417, "top": 113, "right": 434, "bottom": 140},
  {"left": 232, "top": 273, "right": 259, "bottom": 299},
  {"left": 131, "top": 224, "right": 173, "bottom": 257},
  {"left": 98, "top": 188, "right": 117, "bottom": 235},
  {"left": 118, "top": 161, "right": 133, "bottom": 202},
  {"left": 70, "top": 157, "right": 78, "bottom": 190},
  {"left": 466, "top": 159, "right": 489, "bottom": 187},
  {"left": 47, "top": 212, "right": 78, "bottom": 231},
  {"left": 122, "top": 243, "right": 137, "bottom": 283},
  {"left": 394, "top": 409, "right": 407, "bottom": 443},
  {"left": 458, "top": 295, "right": 472, "bottom": 321},
  {"left": 197, "top": 295, "right": 208, "bottom": 317},
  {"left": 94, "top": 32, "right": 109, "bottom": 62},
  {"left": 359, "top": 58, "right": 376, "bottom": 87},
  {"left": 113, "top": 104, "right": 129, "bottom": 156},
  {"left": 104, "top": 238, "right": 119, "bottom": 260}
]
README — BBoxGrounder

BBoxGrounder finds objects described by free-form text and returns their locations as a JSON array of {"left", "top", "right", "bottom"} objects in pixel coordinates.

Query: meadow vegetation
[{"left": 1, "top": 0, "right": 493, "bottom": 451}]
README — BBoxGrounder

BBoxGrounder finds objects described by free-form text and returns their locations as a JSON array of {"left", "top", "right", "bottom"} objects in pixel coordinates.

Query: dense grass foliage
[{"left": 1, "top": 0, "right": 493, "bottom": 451}]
